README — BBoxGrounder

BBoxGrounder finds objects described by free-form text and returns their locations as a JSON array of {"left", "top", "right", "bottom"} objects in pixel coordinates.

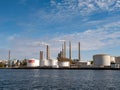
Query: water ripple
[{"left": 0, "top": 70, "right": 120, "bottom": 90}]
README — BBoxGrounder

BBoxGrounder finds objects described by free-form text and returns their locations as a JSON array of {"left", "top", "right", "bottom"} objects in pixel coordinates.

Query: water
[{"left": 0, "top": 69, "right": 120, "bottom": 90}]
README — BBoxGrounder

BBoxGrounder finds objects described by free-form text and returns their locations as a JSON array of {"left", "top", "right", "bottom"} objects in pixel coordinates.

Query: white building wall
[
  {"left": 78, "top": 61, "right": 91, "bottom": 67},
  {"left": 115, "top": 57, "right": 120, "bottom": 64},
  {"left": 43, "top": 59, "right": 51, "bottom": 67},
  {"left": 27, "top": 59, "right": 40, "bottom": 67},
  {"left": 59, "top": 61, "right": 70, "bottom": 68},
  {"left": 51, "top": 59, "right": 58, "bottom": 68},
  {"left": 110, "top": 56, "right": 115, "bottom": 63},
  {"left": 93, "top": 54, "right": 111, "bottom": 67}
]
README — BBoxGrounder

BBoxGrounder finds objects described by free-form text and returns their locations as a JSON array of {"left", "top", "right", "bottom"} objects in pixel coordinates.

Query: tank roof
[
  {"left": 116, "top": 56, "right": 120, "bottom": 58},
  {"left": 93, "top": 54, "right": 110, "bottom": 56}
]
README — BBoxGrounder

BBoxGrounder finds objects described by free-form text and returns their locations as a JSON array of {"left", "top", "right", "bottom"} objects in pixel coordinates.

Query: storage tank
[
  {"left": 115, "top": 57, "right": 120, "bottom": 64},
  {"left": 43, "top": 59, "right": 51, "bottom": 67},
  {"left": 27, "top": 58, "right": 40, "bottom": 67},
  {"left": 110, "top": 56, "right": 115, "bottom": 63},
  {"left": 93, "top": 54, "right": 111, "bottom": 67},
  {"left": 50, "top": 59, "right": 59, "bottom": 68},
  {"left": 40, "top": 60, "right": 44, "bottom": 67},
  {"left": 59, "top": 61, "right": 70, "bottom": 68}
]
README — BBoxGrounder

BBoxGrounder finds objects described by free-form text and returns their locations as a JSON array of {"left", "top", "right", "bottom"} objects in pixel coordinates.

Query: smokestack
[
  {"left": 62, "top": 44, "right": 64, "bottom": 58},
  {"left": 46, "top": 45, "right": 50, "bottom": 60},
  {"left": 40, "top": 51, "right": 43, "bottom": 60},
  {"left": 78, "top": 42, "right": 81, "bottom": 61},
  {"left": 63, "top": 41, "right": 66, "bottom": 58},
  {"left": 8, "top": 50, "right": 10, "bottom": 60},
  {"left": 69, "top": 41, "right": 72, "bottom": 59}
]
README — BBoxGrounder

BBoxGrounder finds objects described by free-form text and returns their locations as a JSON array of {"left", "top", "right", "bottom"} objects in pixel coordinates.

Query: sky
[{"left": 0, "top": 0, "right": 120, "bottom": 60}]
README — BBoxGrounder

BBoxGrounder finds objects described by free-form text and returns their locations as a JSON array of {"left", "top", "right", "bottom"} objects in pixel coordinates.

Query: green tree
[
  {"left": 20, "top": 59, "right": 27, "bottom": 66},
  {"left": 0, "top": 62, "right": 4, "bottom": 67},
  {"left": 90, "top": 60, "right": 93, "bottom": 64}
]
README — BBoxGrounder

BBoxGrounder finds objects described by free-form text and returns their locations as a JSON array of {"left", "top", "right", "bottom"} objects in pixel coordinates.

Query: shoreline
[{"left": 0, "top": 67, "right": 120, "bottom": 70}]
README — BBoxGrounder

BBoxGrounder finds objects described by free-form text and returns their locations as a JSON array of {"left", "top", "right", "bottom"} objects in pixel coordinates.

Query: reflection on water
[{"left": 0, "top": 69, "right": 120, "bottom": 90}]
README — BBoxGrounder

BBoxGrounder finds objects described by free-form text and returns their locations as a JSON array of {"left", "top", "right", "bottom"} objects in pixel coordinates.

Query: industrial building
[
  {"left": 27, "top": 58, "right": 40, "bottom": 67},
  {"left": 40, "top": 59, "right": 59, "bottom": 68},
  {"left": 42, "top": 59, "right": 51, "bottom": 67},
  {"left": 93, "top": 54, "right": 111, "bottom": 67},
  {"left": 4, "top": 40, "right": 120, "bottom": 69},
  {"left": 58, "top": 61, "right": 70, "bottom": 68},
  {"left": 34, "top": 41, "right": 81, "bottom": 68},
  {"left": 93, "top": 54, "right": 120, "bottom": 68},
  {"left": 110, "top": 56, "right": 115, "bottom": 63},
  {"left": 78, "top": 61, "right": 91, "bottom": 67},
  {"left": 115, "top": 57, "right": 120, "bottom": 64},
  {"left": 50, "top": 59, "right": 59, "bottom": 68},
  {"left": 113, "top": 57, "right": 120, "bottom": 68}
]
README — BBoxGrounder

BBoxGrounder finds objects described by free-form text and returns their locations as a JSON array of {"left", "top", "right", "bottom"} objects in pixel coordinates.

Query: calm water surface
[{"left": 0, "top": 69, "right": 120, "bottom": 90}]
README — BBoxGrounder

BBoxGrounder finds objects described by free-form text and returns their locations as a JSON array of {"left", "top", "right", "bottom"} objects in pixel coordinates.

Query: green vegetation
[
  {"left": 20, "top": 59, "right": 27, "bottom": 66},
  {"left": 0, "top": 62, "right": 5, "bottom": 67},
  {"left": 90, "top": 60, "right": 93, "bottom": 64},
  {"left": 57, "top": 57, "right": 73, "bottom": 64}
]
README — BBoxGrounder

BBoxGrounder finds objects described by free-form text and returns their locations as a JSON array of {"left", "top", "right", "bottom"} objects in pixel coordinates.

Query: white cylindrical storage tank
[
  {"left": 43, "top": 59, "right": 51, "bottom": 67},
  {"left": 110, "top": 56, "right": 115, "bottom": 63},
  {"left": 27, "top": 58, "right": 40, "bottom": 67},
  {"left": 51, "top": 59, "right": 58, "bottom": 68},
  {"left": 93, "top": 54, "right": 111, "bottom": 67},
  {"left": 59, "top": 61, "right": 70, "bottom": 68},
  {"left": 115, "top": 57, "right": 120, "bottom": 64},
  {"left": 40, "top": 60, "right": 44, "bottom": 67},
  {"left": 87, "top": 62, "right": 91, "bottom": 66}
]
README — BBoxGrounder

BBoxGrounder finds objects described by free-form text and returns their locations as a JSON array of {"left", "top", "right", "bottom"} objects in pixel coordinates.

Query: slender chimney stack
[
  {"left": 63, "top": 41, "right": 66, "bottom": 58},
  {"left": 78, "top": 42, "right": 81, "bottom": 61},
  {"left": 46, "top": 45, "right": 50, "bottom": 60},
  {"left": 40, "top": 51, "right": 43, "bottom": 60},
  {"left": 62, "top": 44, "right": 64, "bottom": 58},
  {"left": 69, "top": 41, "right": 72, "bottom": 59},
  {"left": 8, "top": 50, "right": 10, "bottom": 60}
]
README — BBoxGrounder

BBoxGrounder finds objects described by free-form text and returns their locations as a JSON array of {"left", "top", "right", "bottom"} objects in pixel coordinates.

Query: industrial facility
[
  {"left": 93, "top": 54, "right": 111, "bottom": 67},
  {"left": 1, "top": 41, "right": 120, "bottom": 69},
  {"left": 25, "top": 41, "right": 120, "bottom": 69},
  {"left": 27, "top": 58, "right": 40, "bottom": 67},
  {"left": 93, "top": 54, "right": 120, "bottom": 68},
  {"left": 25, "top": 41, "right": 82, "bottom": 68}
]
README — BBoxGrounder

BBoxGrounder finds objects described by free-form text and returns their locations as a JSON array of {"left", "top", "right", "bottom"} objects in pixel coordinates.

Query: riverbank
[{"left": 1, "top": 67, "right": 120, "bottom": 70}]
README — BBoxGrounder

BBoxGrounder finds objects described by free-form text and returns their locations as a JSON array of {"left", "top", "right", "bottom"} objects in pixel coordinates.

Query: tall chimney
[
  {"left": 46, "top": 45, "right": 50, "bottom": 60},
  {"left": 63, "top": 41, "right": 66, "bottom": 58},
  {"left": 40, "top": 51, "right": 43, "bottom": 60},
  {"left": 78, "top": 42, "right": 81, "bottom": 61},
  {"left": 8, "top": 50, "right": 10, "bottom": 60},
  {"left": 62, "top": 44, "right": 64, "bottom": 58},
  {"left": 69, "top": 41, "right": 72, "bottom": 59}
]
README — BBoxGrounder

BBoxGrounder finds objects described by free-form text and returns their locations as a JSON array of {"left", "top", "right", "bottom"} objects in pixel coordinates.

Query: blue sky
[{"left": 0, "top": 0, "right": 120, "bottom": 60}]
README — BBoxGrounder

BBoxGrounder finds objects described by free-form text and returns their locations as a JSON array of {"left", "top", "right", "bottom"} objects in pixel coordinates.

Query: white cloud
[
  {"left": 1, "top": 0, "right": 120, "bottom": 60},
  {"left": 52, "top": 21, "right": 120, "bottom": 51},
  {"left": 50, "top": 0, "right": 120, "bottom": 16},
  {"left": 1, "top": 21, "right": 120, "bottom": 60},
  {"left": 18, "top": 0, "right": 120, "bottom": 31},
  {"left": 7, "top": 34, "right": 19, "bottom": 41}
]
